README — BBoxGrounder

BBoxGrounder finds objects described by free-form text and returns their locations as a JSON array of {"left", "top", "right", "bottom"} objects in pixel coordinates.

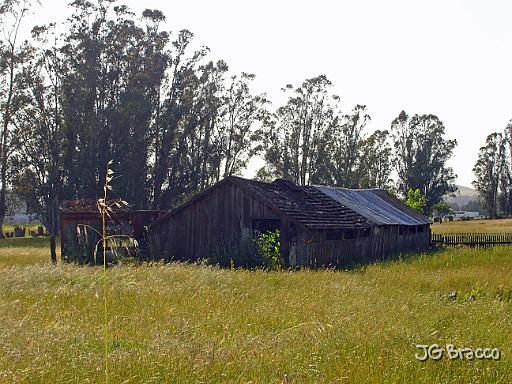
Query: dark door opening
[{"left": 252, "top": 218, "right": 281, "bottom": 235}]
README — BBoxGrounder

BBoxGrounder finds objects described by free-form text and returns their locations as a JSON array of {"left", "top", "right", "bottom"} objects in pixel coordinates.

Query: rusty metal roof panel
[{"left": 314, "top": 186, "right": 431, "bottom": 226}]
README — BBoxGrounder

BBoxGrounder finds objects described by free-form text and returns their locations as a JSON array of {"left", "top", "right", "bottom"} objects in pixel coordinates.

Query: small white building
[{"left": 453, "top": 211, "right": 481, "bottom": 220}]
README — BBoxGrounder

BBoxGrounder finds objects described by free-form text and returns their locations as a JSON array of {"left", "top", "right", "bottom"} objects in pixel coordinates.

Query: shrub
[
  {"left": 405, "top": 188, "right": 428, "bottom": 213},
  {"left": 254, "top": 229, "right": 282, "bottom": 270}
]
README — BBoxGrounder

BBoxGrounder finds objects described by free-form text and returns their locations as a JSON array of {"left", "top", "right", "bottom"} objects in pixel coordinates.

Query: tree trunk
[
  {"left": 48, "top": 193, "right": 60, "bottom": 264},
  {"left": 50, "top": 235, "right": 57, "bottom": 264},
  {"left": 0, "top": 165, "right": 6, "bottom": 239},
  {"left": 0, "top": 46, "right": 16, "bottom": 240}
]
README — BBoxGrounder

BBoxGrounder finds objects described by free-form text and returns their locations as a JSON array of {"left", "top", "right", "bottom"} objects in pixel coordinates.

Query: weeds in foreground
[{"left": 77, "top": 161, "right": 136, "bottom": 384}]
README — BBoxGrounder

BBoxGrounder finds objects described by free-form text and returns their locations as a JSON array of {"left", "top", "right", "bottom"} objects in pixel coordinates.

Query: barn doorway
[{"left": 252, "top": 218, "right": 281, "bottom": 234}]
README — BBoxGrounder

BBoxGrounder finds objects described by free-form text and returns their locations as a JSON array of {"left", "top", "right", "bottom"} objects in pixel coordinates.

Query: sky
[{"left": 26, "top": 0, "right": 512, "bottom": 187}]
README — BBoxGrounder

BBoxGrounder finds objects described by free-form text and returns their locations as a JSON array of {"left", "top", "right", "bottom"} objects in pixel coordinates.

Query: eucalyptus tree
[
  {"left": 58, "top": 0, "right": 110, "bottom": 199},
  {"left": 105, "top": 6, "right": 170, "bottom": 209},
  {"left": 149, "top": 29, "right": 210, "bottom": 208},
  {"left": 391, "top": 111, "right": 457, "bottom": 214},
  {"left": 358, "top": 129, "right": 392, "bottom": 189},
  {"left": 151, "top": 56, "right": 226, "bottom": 209},
  {"left": 11, "top": 23, "right": 64, "bottom": 261},
  {"left": 0, "top": 0, "right": 33, "bottom": 238},
  {"left": 216, "top": 72, "right": 268, "bottom": 179},
  {"left": 473, "top": 132, "right": 505, "bottom": 219},
  {"left": 497, "top": 131, "right": 511, "bottom": 216},
  {"left": 59, "top": 2, "right": 173, "bottom": 208},
  {"left": 330, "top": 105, "right": 370, "bottom": 188},
  {"left": 151, "top": 63, "right": 268, "bottom": 209},
  {"left": 259, "top": 76, "right": 388, "bottom": 189},
  {"left": 501, "top": 122, "right": 512, "bottom": 216},
  {"left": 259, "top": 75, "right": 338, "bottom": 185}
]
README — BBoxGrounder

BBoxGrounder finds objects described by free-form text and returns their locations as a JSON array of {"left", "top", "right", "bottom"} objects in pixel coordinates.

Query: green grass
[
  {"left": 0, "top": 239, "right": 511, "bottom": 383},
  {"left": 0, "top": 238, "right": 53, "bottom": 266},
  {"left": 432, "top": 218, "right": 512, "bottom": 233}
]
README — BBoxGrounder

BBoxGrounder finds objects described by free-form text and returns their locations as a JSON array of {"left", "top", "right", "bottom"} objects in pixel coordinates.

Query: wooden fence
[{"left": 432, "top": 233, "right": 512, "bottom": 246}]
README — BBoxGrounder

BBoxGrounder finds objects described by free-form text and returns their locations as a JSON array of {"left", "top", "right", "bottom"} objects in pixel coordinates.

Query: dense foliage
[{"left": 390, "top": 111, "right": 457, "bottom": 215}]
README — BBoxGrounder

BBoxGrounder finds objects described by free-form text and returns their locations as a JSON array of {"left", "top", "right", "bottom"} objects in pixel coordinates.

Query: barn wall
[
  {"left": 149, "top": 181, "right": 432, "bottom": 267},
  {"left": 293, "top": 225, "right": 430, "bottom": 267},
  {"left": 150, "top": 181, "right": 282, "bottom": 262}
]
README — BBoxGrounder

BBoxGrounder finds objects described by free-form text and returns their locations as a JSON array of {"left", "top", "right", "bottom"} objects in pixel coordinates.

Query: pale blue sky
[{"left": 28, "top": 0, "right": 512, "bottom": 187}]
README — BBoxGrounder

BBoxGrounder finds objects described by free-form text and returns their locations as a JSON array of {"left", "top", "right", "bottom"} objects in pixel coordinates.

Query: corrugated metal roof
[{"left": 314, "top": 186, "right": 431, "bottom": 226}]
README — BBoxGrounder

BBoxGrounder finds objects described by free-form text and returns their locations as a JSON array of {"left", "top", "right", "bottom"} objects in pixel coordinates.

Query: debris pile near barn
[{"left": 60, "top": 199, "right": 164, "bottom": 264}]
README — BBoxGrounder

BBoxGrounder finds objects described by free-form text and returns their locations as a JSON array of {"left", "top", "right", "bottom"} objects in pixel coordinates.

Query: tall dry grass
[{"left": 0, "top": 242, "right": 510, "bottom": 383}]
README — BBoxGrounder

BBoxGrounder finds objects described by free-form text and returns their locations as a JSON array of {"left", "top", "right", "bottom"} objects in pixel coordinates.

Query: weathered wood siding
[
  {"left": 150, "top": 181, "right": 282, "bottom": 261},
  {"left": 293, "top": 225, "right": 431, "bottom": 267}
]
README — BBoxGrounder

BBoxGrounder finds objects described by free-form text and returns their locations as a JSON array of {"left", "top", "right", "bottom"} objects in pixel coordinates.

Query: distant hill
[{"left": 446, "top": 185, "right": 480, "bottom": 209}]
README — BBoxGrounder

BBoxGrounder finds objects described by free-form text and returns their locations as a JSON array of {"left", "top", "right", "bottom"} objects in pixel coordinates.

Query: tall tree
[
  {"left": 259, "top": 75, "right": 338, "bottom": 185},
  {"left": 10, "top": 0, "right": 267, "bottom": 217},
  {"left": 391, "top": 111, "right": 457, "bottom": 214},
  {"left": 59, "top": 2, "right": 172, "bottom": 208},
  {"left": 149, "top": 29, "right": 211, "bottom": 208},
  {"left": 493, "top": 123, "right": 512, "bottom": 216},
  {"left": 153, "top": 58, "right": 228, "bottom": 208},
  {"left": 472, "top": 132, "right": 504, "bottom": 219},
  {"left": 501, "top": 122, "right": 512, "bottom": 216},
  {"left": 215, "top": 73, "right": 268, "bottom": 180},
  {"left": 258, "top": 76, "right": 388, "bottom": 189},
  {"left": 329, "top": 105, "right": 370, "bottom": 188},
  {"left": 59, "top": 0, "right": 109, "bottom": 200},
  {"left": 359, "top": 129, "right": 392, "bottom": 188},
  {"left": 508, "top": 120, "right": 512, "bottom": 170},
  {"left": 0, "top": 0, "right": 32, "bottom": 238},
  {"left": 11, "top": 23, "right": 64, "bottom": 262}
]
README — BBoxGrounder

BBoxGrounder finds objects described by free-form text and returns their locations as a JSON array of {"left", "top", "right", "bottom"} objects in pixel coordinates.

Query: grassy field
[
  {"left": 0, "top": 239, "right": 511, "bottom": 383},
  {"left": 432, "top": 218, "right": 512, "bottom": 234}
]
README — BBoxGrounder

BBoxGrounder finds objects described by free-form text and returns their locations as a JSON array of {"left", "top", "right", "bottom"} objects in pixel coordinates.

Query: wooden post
[{"left": 50, "top": 235, "right": 57, "bottom": 264}]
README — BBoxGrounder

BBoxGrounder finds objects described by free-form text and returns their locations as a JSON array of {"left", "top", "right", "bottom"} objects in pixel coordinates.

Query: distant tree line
[
  {"left": 0, "top": 0, "right": 460, "bottom": 256},
  {"left": 473, "top": 122, "right": 512, "bottom": 218}
]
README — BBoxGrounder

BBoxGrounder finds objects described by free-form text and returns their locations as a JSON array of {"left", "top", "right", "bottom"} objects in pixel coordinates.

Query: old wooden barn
[{"left": 149, "top": 177, "right": 432, "bottom": 267}]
